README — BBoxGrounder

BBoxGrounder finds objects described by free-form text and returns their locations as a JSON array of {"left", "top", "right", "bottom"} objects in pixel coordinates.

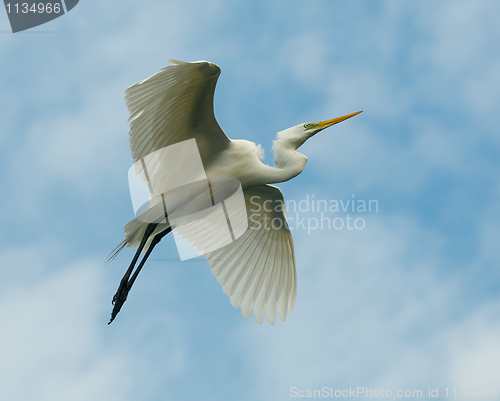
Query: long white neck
[
  {"left": 222, "top": 126, "right": 311, "bottom": 188},
  {"left": 238, "top": 137, "right": 307, "bottom": 187},
  {"left": 252, "top": 153, "right": 306, "bottom": 186},
  {"left": 262, "top": 133, "right": 309, "bottom": 184}
]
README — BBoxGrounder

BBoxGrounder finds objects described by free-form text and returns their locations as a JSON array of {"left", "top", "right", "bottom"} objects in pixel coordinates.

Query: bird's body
[
  {"left": 109, "top": 59, "right": 361, "bottom": 325},
  {"left": 202, "top": 139, "right": 306, "bottom": 188},
  {"left": 205, "top": 140, "right": 269, "bottom": 187}
]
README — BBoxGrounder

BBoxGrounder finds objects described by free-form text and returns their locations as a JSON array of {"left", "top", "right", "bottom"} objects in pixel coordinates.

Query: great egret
[{"left": 108, "top": 59, "right": 361, "bottom": 325}]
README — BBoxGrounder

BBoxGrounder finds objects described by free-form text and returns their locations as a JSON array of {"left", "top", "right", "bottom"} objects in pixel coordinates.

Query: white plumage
[{"left": 109, "top": 60, "right": 361, "bottom": 325}]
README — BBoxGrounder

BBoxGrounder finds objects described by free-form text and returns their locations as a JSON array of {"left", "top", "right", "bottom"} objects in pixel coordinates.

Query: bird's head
[{"left": 276, "top": 111, "right": 363, "bottom": 150}]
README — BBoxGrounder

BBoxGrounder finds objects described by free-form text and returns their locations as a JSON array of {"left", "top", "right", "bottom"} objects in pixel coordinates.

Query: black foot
[{"left": 108, "top": 280, "right": 130, "bottom": 324}]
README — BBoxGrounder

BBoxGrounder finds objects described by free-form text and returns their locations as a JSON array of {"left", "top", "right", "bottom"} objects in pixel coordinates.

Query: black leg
[
  {"left": 108, "top": 224, "right": 172, "bottom": 324},
  {"left": 127, "top": 226, "right": 172, "bottom": 290}
]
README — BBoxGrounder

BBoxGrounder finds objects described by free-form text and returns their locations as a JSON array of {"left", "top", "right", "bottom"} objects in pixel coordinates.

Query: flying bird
[{"left": 108, "top": 59, "right": 361, "bottom": 325}]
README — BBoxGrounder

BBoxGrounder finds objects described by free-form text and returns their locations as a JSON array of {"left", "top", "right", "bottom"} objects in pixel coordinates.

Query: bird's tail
[
  {"left": 105, "top": 216, "right": 171, "bottom": 265},
  {"left": 105, "top": 240, "right": 127, "bottom": 265}
]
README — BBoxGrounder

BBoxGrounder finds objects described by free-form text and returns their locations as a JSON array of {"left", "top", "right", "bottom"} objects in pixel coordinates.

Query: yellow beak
[{"left": 315, "top": 111, "right": 362, "bottom": 129}]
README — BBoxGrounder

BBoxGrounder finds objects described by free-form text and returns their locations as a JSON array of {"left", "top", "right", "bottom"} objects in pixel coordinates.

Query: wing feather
[
  {"left": 125, "top": 60, "right": 230, "bottom": 164},
  {"left": 206, "top": 185, "right": 297, "bottom": 324}
]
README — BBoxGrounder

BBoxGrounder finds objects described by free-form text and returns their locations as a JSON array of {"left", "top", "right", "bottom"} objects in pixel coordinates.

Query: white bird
[{"left": 108, "top": 59, "right": 361, "bottom": 325}]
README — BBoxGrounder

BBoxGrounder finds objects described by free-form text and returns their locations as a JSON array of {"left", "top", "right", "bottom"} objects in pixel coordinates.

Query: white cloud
[
  {"left": 444, "top": 300, "right": 500, "bottom": 387},
  {"left": 0, "top": 255, "right": 129, "bottom": 400},
  {"left": 277, "top": 0, "right": 500, "bottom": 202},
  {"left": 232, "top": 210, "right": 500, "bottom": 399},
  {"left": 0, "top": 245, "right": 192, "bottom": 401}
]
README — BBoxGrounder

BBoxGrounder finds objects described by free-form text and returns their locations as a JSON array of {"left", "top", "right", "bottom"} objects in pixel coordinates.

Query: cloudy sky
[{"left": 1, "top": 0, "right": 500, "bottom": 399}]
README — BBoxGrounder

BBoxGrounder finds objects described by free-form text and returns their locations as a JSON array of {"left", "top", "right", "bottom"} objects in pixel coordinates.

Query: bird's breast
[{"left": 205, "top": 140, "right": 267, "bottom": 188}]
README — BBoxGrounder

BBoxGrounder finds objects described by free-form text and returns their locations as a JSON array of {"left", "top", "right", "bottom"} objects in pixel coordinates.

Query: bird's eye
[{"left": 303, "top": 123, "right": 309, "bottom": 129}]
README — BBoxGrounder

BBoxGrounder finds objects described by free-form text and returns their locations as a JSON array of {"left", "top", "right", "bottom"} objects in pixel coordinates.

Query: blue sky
[{"left": 1, "top": 0, "right": 500, "bottom": 400}]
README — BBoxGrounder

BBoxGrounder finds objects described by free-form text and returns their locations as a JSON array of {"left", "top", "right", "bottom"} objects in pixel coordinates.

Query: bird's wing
[
  {"left": 125, "top": 60, "right": 230, "bottom": 164},
  {"left": 206, "top": 185, "right": 297, "bottom": 325}
]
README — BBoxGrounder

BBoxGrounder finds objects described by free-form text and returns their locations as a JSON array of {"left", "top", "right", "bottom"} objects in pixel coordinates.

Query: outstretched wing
[
  {"left": 125, "top": 60, "right": 230, "bottom": 164},
  {"left": 206, "top": 185, "right": 297, "bottom": 325}
]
